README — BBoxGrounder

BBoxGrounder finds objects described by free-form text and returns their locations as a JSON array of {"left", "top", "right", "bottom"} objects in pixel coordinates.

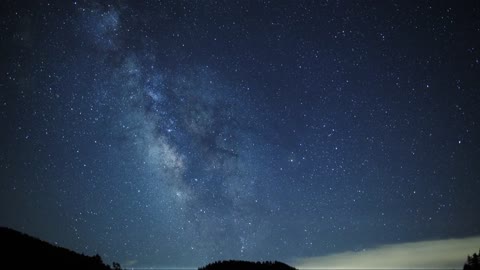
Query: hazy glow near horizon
[{"left": 295, "top": 236, "right": 480, "bottom": 269}]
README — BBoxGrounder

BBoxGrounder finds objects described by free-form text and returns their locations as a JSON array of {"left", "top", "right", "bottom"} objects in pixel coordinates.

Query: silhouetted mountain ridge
[
  {"left": 199, "top": 260, "right": 296, "bottom": 270},
  {"left": 0, "top": 226, "right": 121, "bottom": 270}
]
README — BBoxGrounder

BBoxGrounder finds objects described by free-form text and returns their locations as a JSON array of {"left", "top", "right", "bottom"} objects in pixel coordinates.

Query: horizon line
[
  {"left": 125, "top": 268, "right": 463, "bottom": 270},
  {"left": 295, "top": 267, "right": 462, "bottom": 270}
]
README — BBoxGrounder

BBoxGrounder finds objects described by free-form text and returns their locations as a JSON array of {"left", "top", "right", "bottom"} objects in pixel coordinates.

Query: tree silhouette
[
  {"left": 113, "top": 262, "right": 122, "bottom": 270},
  {"left": 464, "top": 250, "right": 480, "bottom": 270}
]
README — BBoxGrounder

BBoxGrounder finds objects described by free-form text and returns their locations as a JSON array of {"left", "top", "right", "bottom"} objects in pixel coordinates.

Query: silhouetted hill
[
  {"left": 0, "top": 227, "right": 121, "bottom": 270},
  {"left": 199, "top": 260, "right": 296, "bottom": 270}
]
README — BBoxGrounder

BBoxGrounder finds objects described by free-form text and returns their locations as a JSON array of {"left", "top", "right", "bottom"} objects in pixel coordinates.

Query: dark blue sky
[{"left": 1, "top": 0, "right": 480, "bottom": 268}]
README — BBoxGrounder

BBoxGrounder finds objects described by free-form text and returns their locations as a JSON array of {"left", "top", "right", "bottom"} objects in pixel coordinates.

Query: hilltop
[
  {"left": 0, "top": 227, "right": 120, "bottom": 270},
  {"left": 199, "top": 260, "right": 296, "bottom": 270}
]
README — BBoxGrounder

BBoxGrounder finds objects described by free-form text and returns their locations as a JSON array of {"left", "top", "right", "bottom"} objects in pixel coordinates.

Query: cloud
[
  {"left": 123, "top": 259, "right": 137, "bottom": 267},
  {"left": 294, "top": 236, "right": 480, "bottom": 269}
]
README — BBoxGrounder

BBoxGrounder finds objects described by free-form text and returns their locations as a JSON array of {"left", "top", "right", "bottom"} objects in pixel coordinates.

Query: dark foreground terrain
[
  {"left": 0, "top": 227, "right": 120, "bottom": 270},
  {"left": 2, "top": 226, "right": 479, "bottom": 270},
  {"left": 199, "top": 260, "right": 296, "bottom": 270}
]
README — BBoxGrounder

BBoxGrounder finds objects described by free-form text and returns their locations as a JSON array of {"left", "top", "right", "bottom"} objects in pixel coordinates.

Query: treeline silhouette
[
  {"left": 0, "top": 227, "right": 121, "bottom": 270},
  {"left": 464, "top": 250, "right": 480, "bottom": 270},
  {"left": 199, "top": 260, "right": 296, "bottom": 270}
]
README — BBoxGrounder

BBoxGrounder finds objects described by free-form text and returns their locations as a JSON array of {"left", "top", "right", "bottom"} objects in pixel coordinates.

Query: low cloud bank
[{"left": 295, "top": 236, "right": 480, "bottom": 269}]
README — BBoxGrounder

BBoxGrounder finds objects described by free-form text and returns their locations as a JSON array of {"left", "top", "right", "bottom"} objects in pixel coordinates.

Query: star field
[{"left": 1, "top": 0, "right": 480, "bottom": 268}]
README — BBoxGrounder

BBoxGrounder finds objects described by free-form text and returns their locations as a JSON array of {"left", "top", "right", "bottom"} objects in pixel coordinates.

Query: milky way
[{"left": 1, "top": 1, "right": 480, "bottom": 268}]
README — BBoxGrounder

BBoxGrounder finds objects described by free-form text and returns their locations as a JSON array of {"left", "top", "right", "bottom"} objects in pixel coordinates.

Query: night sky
[{"left": 1, "top": 0, "right": 480, "bottom": 268}]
